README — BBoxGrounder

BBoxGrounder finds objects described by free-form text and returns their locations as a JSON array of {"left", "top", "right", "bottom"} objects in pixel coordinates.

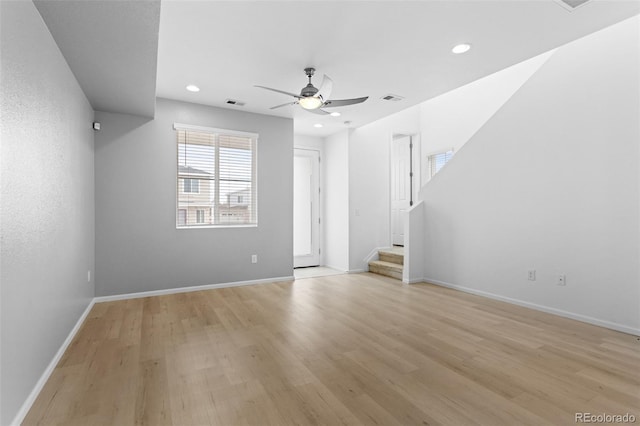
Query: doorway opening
[
  {"left": 390, "top": 134, "right": 420, "bottom": 247},
  {"left": 293, "top": 148, "right": 320, "bottom": 268}
]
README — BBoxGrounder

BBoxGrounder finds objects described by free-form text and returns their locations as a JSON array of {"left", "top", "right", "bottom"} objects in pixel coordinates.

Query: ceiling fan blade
[
  {"left": 306, "top": 108, "right": 330, "bottom": 115},
  {"left": 270, "top": 101, "right": 298, "bottom": 110},
  {"left": 317, "top": 75, "right": 333, "bottom": 101},
  {"left": 254, "top": 85, "right": 301, "bottom": 99},
  {"left": 322, "top": 96, "right": 369, "bottom": 108}
]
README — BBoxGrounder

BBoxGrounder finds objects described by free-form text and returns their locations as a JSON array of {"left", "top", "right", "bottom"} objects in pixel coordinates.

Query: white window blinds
[
  {"left": 429, "top": 149, "right": 453, "bottom": 178},
  {"left": 175, "top": 124, "right": 258, "bottom": 227}
]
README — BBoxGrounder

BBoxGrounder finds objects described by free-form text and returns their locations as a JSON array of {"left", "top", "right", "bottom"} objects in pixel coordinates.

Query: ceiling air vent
[
  {"left": 225, "top": 99, "right": 245, "bottom": 106},
  {"left": 554, "top": 0, "right": 591, "bottom": 11},
  {"left": 381, "top": 94, "right": 404, "bottom": 102}
]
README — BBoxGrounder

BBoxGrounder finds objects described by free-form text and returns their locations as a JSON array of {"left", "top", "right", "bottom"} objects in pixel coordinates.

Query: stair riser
[
  {"left": 379, "top": 252, "right": 403, "bottom": 265},
  {"left": 369, "top": 264, "right": 403, "bottom": 280}
]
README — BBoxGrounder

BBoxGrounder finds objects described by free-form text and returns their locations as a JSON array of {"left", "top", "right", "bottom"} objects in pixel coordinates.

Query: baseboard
[
  {"left": 11, "top": 298, "right": 95, "bottom": 426},
  {"left": 403, "top": 277, "right": 424, "bottom": 284},
  {"left": 424, "top": 277, "right": 640, "bottom": 336},
  {"left": 94, "top": 276, "right": 295, "bottom": 303},
  {"left": 348, "top": 269, "right": 366, "bottom": 274}
]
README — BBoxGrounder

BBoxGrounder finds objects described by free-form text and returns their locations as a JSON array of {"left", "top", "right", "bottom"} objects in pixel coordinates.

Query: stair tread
[
  {"left": 378, "top": 249, "right": 404, "bottom": 255},
  {"left": 369, "top": 260, "right": 403, "bottom": 271},
  {"left": 377, "top": 250, "right": 404, "bottom": 266}
]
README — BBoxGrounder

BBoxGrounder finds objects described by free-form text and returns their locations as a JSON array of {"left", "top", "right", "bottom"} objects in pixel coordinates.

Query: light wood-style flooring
[{"left": 24, "top": 273, "right": 640, "bottom": 425}]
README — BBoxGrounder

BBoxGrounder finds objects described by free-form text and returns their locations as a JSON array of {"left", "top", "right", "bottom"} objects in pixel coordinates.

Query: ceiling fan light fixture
[{"left": 299, "top": 96, "right": 323, "bottom": 110}]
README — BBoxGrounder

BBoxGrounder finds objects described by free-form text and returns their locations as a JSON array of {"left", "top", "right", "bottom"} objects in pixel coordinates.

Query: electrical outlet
[
  {"left": 557, "top": 274, "right": 566, "bottom": 286},
  {"left": 527, "top": 270, "right": 536, "bottom": 281},
  {"left": 251, "top": 255, "right": 258, "bottom": 264}
]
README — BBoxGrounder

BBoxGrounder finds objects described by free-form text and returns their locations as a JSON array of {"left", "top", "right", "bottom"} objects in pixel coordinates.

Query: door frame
[
  {"left": 293, "top": 148, "right": 321, "bottom": 268},
  {"left": 389, "top": 132, "right": 420, "bottom": 247}
]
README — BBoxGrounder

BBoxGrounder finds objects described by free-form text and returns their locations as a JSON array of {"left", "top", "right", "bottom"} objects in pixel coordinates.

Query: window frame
[{"left": 174, "top": 123, "right": 258, "bottom": 229}]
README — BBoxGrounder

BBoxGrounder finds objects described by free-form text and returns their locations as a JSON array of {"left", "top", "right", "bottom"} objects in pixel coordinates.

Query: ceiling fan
[{"left": 255, "top": 67, "right": 368, "bottom": 115}]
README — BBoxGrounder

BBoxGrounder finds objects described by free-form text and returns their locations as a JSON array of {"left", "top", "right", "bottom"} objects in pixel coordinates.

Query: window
[
  {"left": 175, "top": 124, "right": 258, "bottom": 228},
  {"left": 196, "top": 209, "right": 205, "bottom": 224},
  {"left": 428, "top": 149, "right": 454, "bottom": 178},
  {"left": 183, "top": 178, "right": 199, "bottom": 193}
]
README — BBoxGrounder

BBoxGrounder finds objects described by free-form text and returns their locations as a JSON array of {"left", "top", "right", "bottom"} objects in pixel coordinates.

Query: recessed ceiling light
[
  {"left": 186, "top": 84, "right": 200, "bottom": 92},
  {"left": 452, "top": 44, "right": 471, "bottom": 54},
  {"left": 314, "top": 123, "right": 323, "bottom": 128},
  {"left": 330, "top": 112, "right": 341, "bottom": 117}
]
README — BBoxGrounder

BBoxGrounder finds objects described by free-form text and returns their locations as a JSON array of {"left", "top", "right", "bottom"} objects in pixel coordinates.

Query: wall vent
[
  {"left": 381, "top": 94, "right": 404, "bottom": 102},
  {"left": 554, "top": 0, "right": 591, "bottom": 11},
  {"left": 225, "top": 99, "right": 245, "bottom": 106}
]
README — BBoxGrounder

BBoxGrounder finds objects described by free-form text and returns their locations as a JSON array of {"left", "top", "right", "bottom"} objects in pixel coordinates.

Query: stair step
[
  {"left": 368, "top": 260, "right": 403, "bottom": 280},
  {"left": 378, "top": 249, "right": 403, "bottom": 265}
]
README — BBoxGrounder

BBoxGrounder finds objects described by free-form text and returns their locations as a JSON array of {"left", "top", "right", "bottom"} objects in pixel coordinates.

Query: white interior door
[
  {"left": 391, "top": 136, "right": 411, "bottom": 246},
  {"left": 294, "top": 149, "right": 320, "bottom": 267}
]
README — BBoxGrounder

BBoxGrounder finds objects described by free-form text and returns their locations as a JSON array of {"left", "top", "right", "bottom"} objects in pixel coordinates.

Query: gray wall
[
  {"left": 95, "top": 98, "right": 293, "bottom": 296},
  {"left": 0, "top": 2, "right": 95, "bottom": 424}
]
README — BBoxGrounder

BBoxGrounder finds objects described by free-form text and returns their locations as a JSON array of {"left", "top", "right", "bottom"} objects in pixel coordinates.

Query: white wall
[
  {"left": 419, "top": 50, "right": 555, "bottom": 183},
  {"left": 421, "top": 16, "right": 640, "bottom": 333},
  {"left": 348, "top": 107, "right": 420, "bottom": 271},
  {"left": 323, "top": 130, "right": 350, "bottom": 271},
  {"left": 95, "top": 98, "right": 293, "bottom": 296},
  {"left": 0, "top": 2, "right": 95, "bottom": 423},
  {"left": 295, "top": 134, "right": 324, "bottom": 151}
]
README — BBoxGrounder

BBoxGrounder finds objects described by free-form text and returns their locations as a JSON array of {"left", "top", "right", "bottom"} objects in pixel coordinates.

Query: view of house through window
[
  {"left": 428, "top": 149, "right": 454, "bottom": 178},
  {"left": 183, "top": 178, "right": 199, "bottom": 193},
  {"left": 176, "top": 125, "right": 258, "bottom": 227}
]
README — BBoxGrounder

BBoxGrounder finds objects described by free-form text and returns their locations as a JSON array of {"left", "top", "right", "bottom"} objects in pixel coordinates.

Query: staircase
[{"left": 368, "top": 247, "right": 404, "bottom": 280}]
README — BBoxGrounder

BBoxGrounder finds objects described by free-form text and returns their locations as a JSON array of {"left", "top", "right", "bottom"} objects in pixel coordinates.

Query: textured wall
[
  {"left": 95, "top": 98, "right": 293, "bottom": 296},
  {"left": 0, "top": 2, "right": 95, "bottom": 424}
]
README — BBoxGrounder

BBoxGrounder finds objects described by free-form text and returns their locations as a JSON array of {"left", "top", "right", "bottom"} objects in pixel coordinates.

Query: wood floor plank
[{"left": 23, "top": 273, "right": 640, "bottom": 425}]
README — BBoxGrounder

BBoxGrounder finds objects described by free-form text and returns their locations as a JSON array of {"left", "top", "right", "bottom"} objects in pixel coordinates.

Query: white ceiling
[{"left": 36, "top": 1, "right": 639, "bottom": 135}]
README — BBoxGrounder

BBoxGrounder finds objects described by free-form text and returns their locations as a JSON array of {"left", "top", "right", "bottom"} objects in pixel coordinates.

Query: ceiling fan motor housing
[{"left": 301, "top": 83, "right": 319, "bottom": 98}]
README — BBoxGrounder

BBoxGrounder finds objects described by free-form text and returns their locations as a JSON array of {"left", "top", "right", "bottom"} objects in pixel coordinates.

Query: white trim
[
  {"left": 363, "top": 246, "right": 389, "bottom": 271},
  {"left": 403, "top": 278, "right": 424, "bottom": 284},
  {"left": 173, "top": 122, "right": 259, "bottom": 139},
  {"left": 11, "top": 299, "right": 96, "bottom": 426},
  {"left": 424, "top": 277, "right": 640, "bottom": 337},
  {"left": 424, "top": 147, "right": 455, "bottom": 158},
  {"left": 348, "top": 269, "right": 366, "bottom": 274},
  {"left": 94, "top": 276, "right": 294, "bottom": 303},
  {"left": 176, "top": 224, "right": 258, "bottom": 230}
]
